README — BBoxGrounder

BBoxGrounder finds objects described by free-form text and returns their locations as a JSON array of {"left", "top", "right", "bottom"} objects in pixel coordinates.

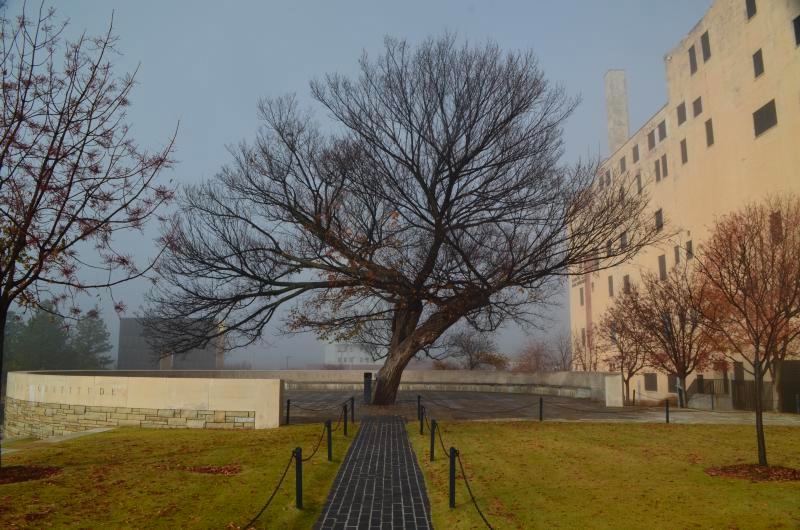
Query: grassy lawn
[
  {"left": 0, "top": 423, "right": 355, "bottom": 528},
  {"left": 408, "top": 421, "right": 800, "bottom": 529}
]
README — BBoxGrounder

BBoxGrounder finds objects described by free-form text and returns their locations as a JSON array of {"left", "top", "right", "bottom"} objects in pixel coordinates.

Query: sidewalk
[{"left": 316, "top": 416, "right": 432, "bottom": 530}]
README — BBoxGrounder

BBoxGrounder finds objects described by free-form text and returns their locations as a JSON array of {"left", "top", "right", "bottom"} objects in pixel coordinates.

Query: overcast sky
[{"left": 4, "top": 0, "right": 712, "bottom": 368}]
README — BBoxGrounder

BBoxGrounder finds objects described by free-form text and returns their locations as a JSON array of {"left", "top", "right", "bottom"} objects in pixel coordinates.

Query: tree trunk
[
  {"left": 680, "top": 376, "right": 688, "bottom": 408},
  {"left": 623, "top": 378, "right": 630, "bottom": 406},
  {"left": 753, "top": 359, "right": 768, "bottom": 466},
  {"left": 0, "top": 306, "right": 7, "bottom": 470},
  {"left": 373, "top": 347, "right": 415, "bottom": 405}
]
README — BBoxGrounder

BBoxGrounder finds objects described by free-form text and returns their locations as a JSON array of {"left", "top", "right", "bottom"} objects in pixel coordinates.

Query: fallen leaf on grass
[{"left": 705, "top": 464, "right": 800, "bottom": 482}]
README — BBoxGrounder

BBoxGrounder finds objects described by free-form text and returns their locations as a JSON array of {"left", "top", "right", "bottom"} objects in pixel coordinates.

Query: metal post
[
  {"left": 539, "top": 396, "right": 543, "bottom": 422},
  {"left": 430, "top": 419, "right": 437, "bottom": 462},
  {"left": 665, "top": 399, "right": 670, "bottom": 424},
  {"left": 417, "top": 395, "right": 422, "bottom": 420},
  {"left": 350, "top": 396, "right": 355, "bottom": 424},
  {"left": 294, "top": 447, "right": 303, "bottom": 509},
  {"left": 420, "top": 405, "right": 425, "bottom": 435},
  {"left": 286, "top": 399, "right": 291, "bottom": 425},
  {"left": 711, "top": 393, "right": 715, "bottom": 411},
  {"left": 343, "top": 404, "right": 348, "bottom": 437},
  {"left": 363, "top": 372, "right": 372, "bottom": 405},
  {"left": 633, "top": 390, "right": 636, "bottom": 406},
  {"left": 796, "top": 394, "right": 799, "bottom": 414},
  {"left": 326, "top": 419, "right": 332, "bottom": 462},
  {"left": 449, "top": 447, "right": 457, "bottom": 509}
]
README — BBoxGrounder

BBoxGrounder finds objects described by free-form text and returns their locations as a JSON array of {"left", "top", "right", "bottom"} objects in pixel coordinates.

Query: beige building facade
[{"left": 570, "top": 0, "right": 800, "bottom": 406}]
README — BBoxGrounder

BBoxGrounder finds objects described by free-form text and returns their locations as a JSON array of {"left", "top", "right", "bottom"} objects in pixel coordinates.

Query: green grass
[
  {"left": 408, "top": 422, "right": 800, "bottom": 529},
  {"left": 0, "top": 423, "right": 355, "bottom": 528}
]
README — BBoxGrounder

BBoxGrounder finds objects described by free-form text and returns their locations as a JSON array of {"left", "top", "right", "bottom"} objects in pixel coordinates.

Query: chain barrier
[
  {"left": 422, "top": 394, "right": 541, "bottom": 415},
  {"left": 330, "top": 406, "right": 346, "bottom": 433},
  {"left": 302, "top": 422, "right": 328, "bottom": 462},
  {"left": 242, "top": 451, "right": 295, "bottom": 529}
]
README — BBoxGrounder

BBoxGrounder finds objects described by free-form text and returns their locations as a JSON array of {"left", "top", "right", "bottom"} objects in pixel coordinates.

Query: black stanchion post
[
  {"left": 350, "top": 396, "right": 355, "bottom": 424},
  {"left": 430, "top": 419, "right": 437, "bottom": 462},
  {"left": 633, "top": 390, "right": 636, "bottom": 406},
  {"left": 449, "top": 447, "right": 457, "bottom": 509},
  {"left": 711, "top": 393, "right": 715, "bottom": 411},
  {"left": 796, "top": 394, "right": 799, "bottom": 414},
  {"left": 665, "top": 399, "right": 670, "bottom": 424},
  {"left": 417, "top": 395, "right": 422, "bottom": 420},
  {"left": 363, "top": 372, "right": 372, "bottom": 405},
  {"left": 326, "top": 419, "right": 332, "bottom": 462},
  {"left": 539, "top": 396, "right": 543, "bottom": 422},
  {"left": 420, "top": 405, "right": 425, "bottom": 435},
  {"left": 286, "top": 399, "right": 291, "bottom": 425},
  {"left": 343, "top": 404, "right": 348, "bottom": 437},
  {"left": 294, "top": 447, "right": 303, "bottom": 509}
]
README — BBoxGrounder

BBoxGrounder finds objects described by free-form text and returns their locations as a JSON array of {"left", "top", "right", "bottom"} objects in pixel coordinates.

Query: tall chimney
[{"left": 604, "top": 70, "right": 630, "bottom": 154}]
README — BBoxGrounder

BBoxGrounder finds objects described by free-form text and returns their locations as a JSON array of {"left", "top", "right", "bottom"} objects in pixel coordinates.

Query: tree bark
[
  {"left": 373, "top": 347, "right": 416, "bottom": 405},
  {"left": 0, "top": 305, "right": 7, "bottom": 470},
  {"left": 753, "top": 359, "right": 768, "bottom": 466}
]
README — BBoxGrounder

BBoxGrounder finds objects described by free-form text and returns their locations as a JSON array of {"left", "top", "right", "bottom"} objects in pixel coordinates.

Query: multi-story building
[
  {"left": 569, "top": 0, "right": 800, "bottom": 407},
  {"left": 117, "top": 318, "right": 224, "bottom": 370}
]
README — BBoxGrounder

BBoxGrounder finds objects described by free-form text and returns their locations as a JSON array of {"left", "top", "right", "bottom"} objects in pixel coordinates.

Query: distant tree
[
  {"left": 572, "top": 328, "right": 600, "bottom": 372},
  {"left": 0, "top": 5, "right": 175, "bottom": 380},
  {"left": 514, "top": 339, "right": 552, "bottom": 373},
  {"left": 69, "top": 313, "right": 113, "bottom": 369},
  {"left": 6, "top": 305, "right": 74, "bottom": 371},
  {"left": 697, "top": 196, "right": 800, "bottom": 466},
  {"left": 442, "top": 328, "right": 507, "bottom": 370},
  {"left": 146, "top": 34, "right": 660, "bottom": 404},
  {"left": 551, "top": 331, "right": 573, "bottom": 372},
  {"left": 598, "top": 288, "right": 649, "bottom": 405}
]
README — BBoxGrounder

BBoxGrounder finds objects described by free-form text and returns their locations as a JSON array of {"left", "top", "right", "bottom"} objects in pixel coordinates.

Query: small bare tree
[
  {"left": 551, "top": 331, "right": 573, "bottom": 372},
  {"left": 514, "top": 339, "right": 552, "bottom": 373},
  {"left": 571, "top": 327, "right": 600, "bottom": 372},
  {"left": 697, "top": 195, "right": 800, "bottom": 466},
  {"left": 442, "top": 328, "right": 505, "bottom": 370}
]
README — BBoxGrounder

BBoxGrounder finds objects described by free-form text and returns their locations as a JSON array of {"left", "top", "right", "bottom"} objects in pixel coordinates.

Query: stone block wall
[{"left": 3, "top": 396, "right": 255, "bottom": 438}]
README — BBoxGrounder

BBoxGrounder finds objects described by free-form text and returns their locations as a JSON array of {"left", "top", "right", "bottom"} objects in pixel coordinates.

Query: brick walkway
[{"left": 316, "top": 416, "right": 433, "bottom": 529}]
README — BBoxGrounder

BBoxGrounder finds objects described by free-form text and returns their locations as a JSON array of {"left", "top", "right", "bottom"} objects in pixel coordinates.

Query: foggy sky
[{"left": 3, "top": 1, "right": 712, "bottom": 368}]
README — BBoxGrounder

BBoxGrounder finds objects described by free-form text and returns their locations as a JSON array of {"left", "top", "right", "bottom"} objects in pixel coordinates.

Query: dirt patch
[
  {"left": 186, "top": 464, "right": 241, "bottom": 476},
  {"left": 0, "top": 465, "right": 62, "bottom": 485},
  {"left": 705, "top": 464, "right": 800, "bottom": 482}
]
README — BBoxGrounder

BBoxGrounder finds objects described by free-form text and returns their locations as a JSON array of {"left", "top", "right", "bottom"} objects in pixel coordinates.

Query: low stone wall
[{"left": 4, "top": 371, "right": 282, "bottom": 439}]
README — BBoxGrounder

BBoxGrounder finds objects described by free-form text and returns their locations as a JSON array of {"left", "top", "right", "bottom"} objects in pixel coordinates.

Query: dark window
[
  {"left": 606, "top": 170, "right": 612, "bottom": 186},
  {"left": 668, "top": 374, "right": 678, "bottom": 393},
  {"left": 686, "top": 240, "right": 694, "bottom": 259},
  {"left": 655, "top": 209, "right": 664, "bottom": 232},
  {"left": 705, "top": 119, "right": 715, "bottom": 146},
  {"left": 658, "top": 120, "right": 667, "bottom": 141},
  {"left": 620, "top": 231, "right": 628, "bottom": 250},
  {"left": 620, "top": 156, "right": 626, "bottom": 173},
  {"left": 581, "top": 328, "right": 586, "bottom": 347},
  {"left": 644, "top": 373, "right": 658, "bottom": 391},
  {"left": 770, "top": 210, "right": 783, "bottom": 243},
  {"left": 658, "top": 254, "right": 667, "bottom": 280},
  {"left": 677, "top": 102, "right": 686, "bottom": 125},
  {"left": 753, "top": 99, "right": 777, "bottom": 137},
  {"left": 636, "top": 173, "right": 642, "bottom": 194},
  {"left": 746, "top": 0, "right": 756, "bottom": 19},
  {"left": 674, "top": 245, "right": 681, "bottom": 265},
  {"left": 693, "top": 97, "right": 703, "bottom": 117},
  {"left": 680, "top": 139, "right": 688, "bottom": 164},
  {"left": 794, "top": 15, "right": 800, "bottom": 46},
  {"left": 632, "top": 144, "right": 639, "bottom": 163},
  {"left": 661, "top": 154, "right": 668, "bottom": 178},
  {"left": 606, "top": 240, "right": 613, "bottom": 258},
  {"left": 655, "top": 159, "right": 661, "bottom": 182},
  {"left": 753, "top": 49, "right": 764, "bottom": 77},
  {"left": 734, "top": 361, "right": 744, "bottom": 381},
  {"left": 608, "top": 275, "right": 614, "bottom": 297},
  {"left": 648, "top": 130, "right": 656, "bottom": 151},
  {"left": 579, "top": 287, "right": 584, "bottom": 306},
  {"left": 623, "top": 274, "right": 631, "bottom": 293},
  {"left": 701, "top": 31, "right": 711, "bottom": 62},
  {"left": 689, "top": 45, "right": 697, "bottom": 74}
]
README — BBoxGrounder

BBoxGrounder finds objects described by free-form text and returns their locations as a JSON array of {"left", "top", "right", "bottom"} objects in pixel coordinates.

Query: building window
[
  {"left": 658, "top": 120, "right": 667, "bottom": 141},
  {"left": 794, "top": 15, "right": 800, "bottom": 46},
  {"left": 620, "top": 231, "right": 628, "bottom": 250},
  {"left": 644, "top": 373, "right": 658, "bottom": 391},
  {"left": 648, "top": 130, "right": 656, "bottom": 151},
  {"left": 661, "top": 154, "right": 668, "bottom": 178},
  {"left": 746, "top": 0, "right": 756, "bottom": 19},
  {"left": 753, "top": 99, "right": 777, "bottom": 137},
  {"left": 620, "top": 156, "right": 626, "bottom": 173},
  {"left": 608, "top": 275, "right": 614, "bottom": 297},
  {"left": 686, "top": 240, "right": 694, "bottom": 259},
  {"left": 623, "top": 274, "right": 631, "bottom": 293},
  {"left": 689, "top": 45, "right": 697, "bottom": 74},
  {"left": 770, "top": 210, "right": 783, "bottom": 244},
  {"left": 636, "top": 173, "right": 642, "bottom": 194},
  {"left": 753, "top": 49, "right": 764, "bottom": 77},
  {"left": 705, "top": 119, "right": 715, "bottom": 146},
  {"left": 668, "top": 374, "right": 678, "bottom": 393},
  {"left": 680, "top": 139, "right": 688, "bottom": 164},
  {"left": 605, "top": 169, "right": 612, "bottom": 186},
  {"left": 677, "top": 102, "right": 686, "bottom": 125},
  {"left": 674, "top": 245, "right": 681, "bottom": 265},
  {"left": 632, "top": 144, "right": 639, "bottom": 163},
  {"left": 581, "top": 328, "right": 587, "bottom": 347},
  {"left": 606, "top": 240, "right": 613, "bottom": 258},
  {"left": 701, "top": 31, "right": 711, "bottom": 62},
  {"left": 654, "top": 159, "right": 661, "bottom": 182},
  {"left": 579, "top": 287, "right": 584, "bottom": 306},
  {"left": 658, "top": 254, "right": 667, "bottom": 280},
  {"left": 655, "top": 209, "right": 664, "bottom": 232},
  {"left": 693, "top": 97, "right": 703, "bottom": 117}
]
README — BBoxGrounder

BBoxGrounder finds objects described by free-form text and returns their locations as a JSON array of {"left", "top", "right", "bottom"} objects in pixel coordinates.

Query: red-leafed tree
[
  {"left": 0, "top": 5, "right": 175, "bottom": 379},
  {"left": 697, "top": 195, "right": 800, "bottom": 466}
]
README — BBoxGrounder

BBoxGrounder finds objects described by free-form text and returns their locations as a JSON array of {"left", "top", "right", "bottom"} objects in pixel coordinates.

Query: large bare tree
[
  {"left": 147, "top": 35, "right": 659, "bottom": 404},
  {"left": 0, "top": 6, "right": 175, "bottom": 376},
  {"left": 697, "top": 195, "right": 800, "bottom": 466}
]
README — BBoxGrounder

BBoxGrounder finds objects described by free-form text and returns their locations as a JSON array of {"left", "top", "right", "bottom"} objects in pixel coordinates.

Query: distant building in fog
[
  {"left": 117, "top": 318, "right": 224, "bottom": 370},
  {"left": 323, "top": 342, "right": 381, "bottom": 368}
]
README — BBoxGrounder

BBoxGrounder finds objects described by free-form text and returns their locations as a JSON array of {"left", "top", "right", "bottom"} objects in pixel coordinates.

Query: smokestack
[{"left": 604, "top": 70, "right": 630, "bottom": 154}]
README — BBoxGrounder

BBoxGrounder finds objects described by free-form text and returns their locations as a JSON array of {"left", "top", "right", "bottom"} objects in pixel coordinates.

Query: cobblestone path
[{"left": 315, "top": 416, "right": 432, "bottom": 529}]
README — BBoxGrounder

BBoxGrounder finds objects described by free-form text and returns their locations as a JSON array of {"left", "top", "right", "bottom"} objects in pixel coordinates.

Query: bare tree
[
  {"left": 442, "top": 328, "right": 505, "bottom": 370},
  {"left": 146, "top": 34, "right": 660, "bottom": 404},
  {"left": 0, "top": 6, "right": 174, "bottom": 381},
  {"left": 514, "top": 339, "right": 552, "bottom": 373},
  {"left": 551, "top": 331, "right": 573, "bottom": 371},
  {"left": 697, "top": 196, "right": 800, "bottom": 466},
  {"left": 571, "top": 328, "right": 600, "bottom": 372},
  {"left": 598, "top": 288, "right": 649, "bottom": 405}
]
